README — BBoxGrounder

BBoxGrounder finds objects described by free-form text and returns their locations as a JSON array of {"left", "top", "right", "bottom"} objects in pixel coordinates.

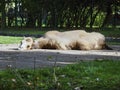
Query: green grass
[
  {"left": 0, "top": 36, "right": 22, "bottom": 44},
  {"left": 0, "top": 28, "right": 120, "bottom": 44},
  {"left": 99, "top": 29, "right": 120, "bottom": 37},
  {"left": 0, "top": 60, "right": 120, "bottom": 90},
  {"left": 0, "top": 28, "right": 120, "bottom": 37},
  {"left": 0, "top": 28, "right": 46, "bottom": 35}
]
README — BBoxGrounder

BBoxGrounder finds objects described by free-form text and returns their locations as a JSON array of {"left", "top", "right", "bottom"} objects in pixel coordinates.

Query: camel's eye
[{"left": 27, "top": 45, "right": 30, "bottom": 48}]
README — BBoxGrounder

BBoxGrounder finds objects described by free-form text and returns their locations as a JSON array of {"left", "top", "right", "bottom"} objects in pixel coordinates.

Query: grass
[
  {"left": 99, "top": 29, "right": 120, "bottom": 37},
  {"left": 0, "top": 60, "right": 120, "bottom": 90},
  {"left": 0, "top": 28, "right": 120, "bottom": 37},
  {"left": 0, "top": 36, "right": 22, "bottom": 44},
  {"left": 0, "top": 28, "right": 48, "bottom": 44},
  {"left": 0, "top": 28, "right": 120, "bottom": 44},
  {"left": 0, "top": 28, "right": 46, "bottom": 35}
]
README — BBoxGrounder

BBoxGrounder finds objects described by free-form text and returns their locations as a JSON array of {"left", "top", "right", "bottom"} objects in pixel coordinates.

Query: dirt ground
[{"left": 0, "top": 44, "right": 120, "bottom": 69}]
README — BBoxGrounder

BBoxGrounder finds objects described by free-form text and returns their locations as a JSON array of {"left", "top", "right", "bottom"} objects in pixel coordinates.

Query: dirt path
[{"left": 0, "top": 44, "right": 120, "bottom": 69}]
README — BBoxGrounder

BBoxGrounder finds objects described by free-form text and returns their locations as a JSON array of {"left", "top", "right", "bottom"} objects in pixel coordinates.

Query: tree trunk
[
  {"left": 1, "top": 0, "right": 6, "bottom": 29},
  {"left": 101, "top": 4, "right": 112, "bottom": 27},
  {"left": 26, "top": 13, "right": 36, "bottom": 28},
  {"left": 14, "top": 0, "right": 18, "bottom": 27}
]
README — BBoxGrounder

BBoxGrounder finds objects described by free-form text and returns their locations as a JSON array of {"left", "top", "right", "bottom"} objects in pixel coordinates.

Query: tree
[
  {"left": 0, "top": 0, "right": 6, "bottom": 29},
  {"left": 0, "top": 0, "right": 119, "bottom": 29}
]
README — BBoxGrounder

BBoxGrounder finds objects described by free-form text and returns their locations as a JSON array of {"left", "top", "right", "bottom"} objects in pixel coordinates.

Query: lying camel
[{"left": 18, "top": 30, "right": 112, "bottom": 50}]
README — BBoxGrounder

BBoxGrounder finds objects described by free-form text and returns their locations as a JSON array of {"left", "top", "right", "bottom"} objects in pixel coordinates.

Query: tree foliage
[{"left": 0, "top": 0, "right": 120, "bottom": 29}]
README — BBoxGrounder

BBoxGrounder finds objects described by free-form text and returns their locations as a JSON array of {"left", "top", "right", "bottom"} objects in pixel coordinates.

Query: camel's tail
[{"left": 104, "top": 44, "right": 113, "bottom": 50}]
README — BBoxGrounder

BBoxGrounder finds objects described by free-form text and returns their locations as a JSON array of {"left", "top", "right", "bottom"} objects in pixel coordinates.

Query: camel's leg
[{"left": 56, "top": 43, "right": 68, "bottom": 50}]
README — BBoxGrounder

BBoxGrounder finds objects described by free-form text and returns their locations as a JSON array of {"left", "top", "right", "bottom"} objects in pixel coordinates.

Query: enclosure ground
[{"left": 0, "top": 44, "right": 120, "bottom": 69}]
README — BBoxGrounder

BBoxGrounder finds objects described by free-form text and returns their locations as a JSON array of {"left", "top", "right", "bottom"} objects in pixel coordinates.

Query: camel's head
[{"left": 18, "top": 37, "right": 34, "bottom": 50}]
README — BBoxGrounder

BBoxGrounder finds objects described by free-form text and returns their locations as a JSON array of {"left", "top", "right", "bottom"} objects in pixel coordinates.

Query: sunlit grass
[{"left": 0, "top": 36, "right": 22, "bottom": 44}]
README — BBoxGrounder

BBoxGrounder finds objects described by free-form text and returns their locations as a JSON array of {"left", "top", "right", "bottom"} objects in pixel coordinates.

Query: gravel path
[{"left": 0, "top": 44, "right": 120, "bottom": 69}]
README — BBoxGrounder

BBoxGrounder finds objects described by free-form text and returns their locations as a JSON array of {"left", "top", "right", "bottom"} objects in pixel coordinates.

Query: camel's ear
[{"left": 26, "top": 37, "right": 33, "bottom": 42}]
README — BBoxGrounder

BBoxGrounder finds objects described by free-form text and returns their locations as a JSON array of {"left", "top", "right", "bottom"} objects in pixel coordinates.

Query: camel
[{"left": 18, "top": 30, "right": 112, "bottom": 50}]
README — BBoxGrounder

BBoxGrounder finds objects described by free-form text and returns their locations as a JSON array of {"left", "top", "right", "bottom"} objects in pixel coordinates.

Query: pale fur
[
  {"left": 44, "top": 30, "right": 88, "bottom": 50},
  {"left": 77, "top": 32, "right": 105, "bottom": 50},
  {"left": 19, "top": 30, "right": 107, "bottom": 50},
  {"left": 44, "top": 30, "right": 105, "bottom": 50},
  {"left": 18, "top": 37, "right": 34, "bottom": 50}
]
